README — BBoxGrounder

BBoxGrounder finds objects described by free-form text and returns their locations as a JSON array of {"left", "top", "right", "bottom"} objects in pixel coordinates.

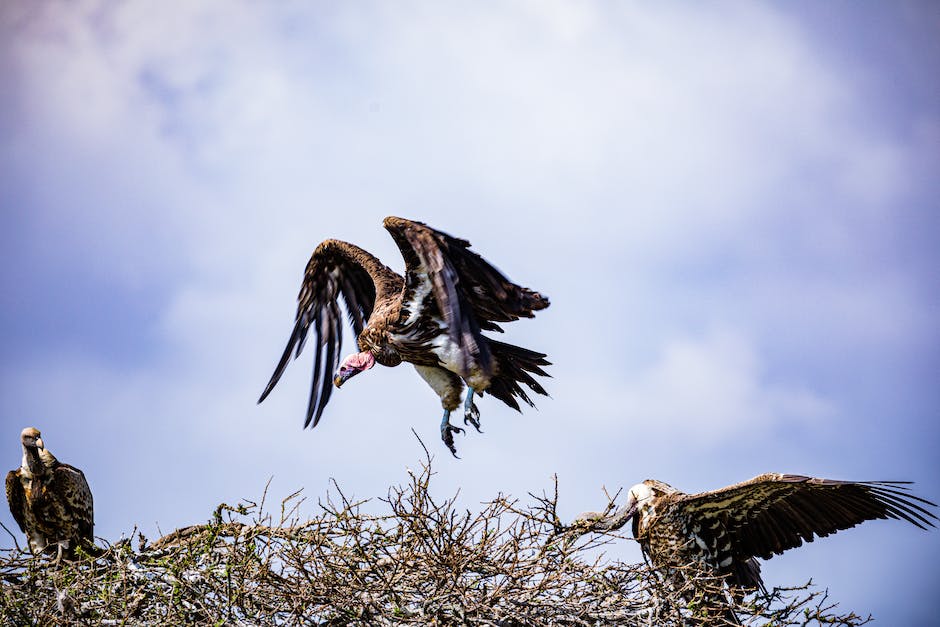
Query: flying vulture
[
  {"left": 573, "top": 474, "right": 936, "bottom": 613},
  {"left": 258, "top": 216, "right": 551, "bottom": 455},
  {"left": 6, "top": 427, "right": 95, "bottom": 561}
]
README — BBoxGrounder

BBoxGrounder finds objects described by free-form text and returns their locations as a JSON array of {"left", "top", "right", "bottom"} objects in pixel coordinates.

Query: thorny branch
[{"left": 0, "top": 454, "right": 872, "bottom": 626}]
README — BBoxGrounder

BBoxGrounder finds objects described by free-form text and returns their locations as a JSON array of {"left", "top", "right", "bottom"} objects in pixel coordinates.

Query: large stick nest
[{"left": 0, "top": 450, "right": 871, "bottom": 626}]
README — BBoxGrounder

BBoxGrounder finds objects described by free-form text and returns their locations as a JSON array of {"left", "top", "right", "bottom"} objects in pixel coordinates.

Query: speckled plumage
[
  {"left": 6, "top": 427, "right": 94, "bottom": 560},
  {"left": 577, "top": 474, "right": 937, "bottom": 599},
  {"left": 258, "top": 217, "right": 551, "bottom": 453}
]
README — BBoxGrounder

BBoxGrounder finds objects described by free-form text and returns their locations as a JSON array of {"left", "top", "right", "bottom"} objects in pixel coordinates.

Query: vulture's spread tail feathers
[
  {"left": 728, "top": 557, "right": 765, "bottom": 596},
  {"left": 483, "top": 339, "right": 551, "bottom": 411}
]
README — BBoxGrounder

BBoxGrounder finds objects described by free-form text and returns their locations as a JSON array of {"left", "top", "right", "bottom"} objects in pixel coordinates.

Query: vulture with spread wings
[
  {"left": 573, "top": 473, "right": 936, "bottom": 614},
  {"left": 6, "top": 427, "right": 95, "bottom": 562},
  {"left": 258, "top": 216, "right": 551, "bottom": 455}
]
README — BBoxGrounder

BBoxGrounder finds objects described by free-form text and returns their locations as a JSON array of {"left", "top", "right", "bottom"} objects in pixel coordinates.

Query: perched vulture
[
  {"left": 6, "top": 427, "right": 95, "bottom": 561},
  {"left": 573, "top": 474, "right": 936, "bottom": 615},
  {"left": 258, "top": 216, "right": 551, "bottom": 455}
]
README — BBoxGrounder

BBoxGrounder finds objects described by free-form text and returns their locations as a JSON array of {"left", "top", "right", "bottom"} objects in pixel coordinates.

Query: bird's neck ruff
[{"left": 21, "top": 445, "right": 45, "bottom": 478}]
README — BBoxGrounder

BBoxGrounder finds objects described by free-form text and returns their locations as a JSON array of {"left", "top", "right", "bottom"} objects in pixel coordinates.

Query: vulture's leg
[
  {"left": 54, "top": 539, "right": 68, "bottom": 565},
  {"left": 440, "top": 410, "right": 465, "bottom": 457},
  {"left": 462, "top": 387, "right": 481, "bottom": 432},
  {"left": 414, "top": 365, "right": 466, "bottom": 456}
]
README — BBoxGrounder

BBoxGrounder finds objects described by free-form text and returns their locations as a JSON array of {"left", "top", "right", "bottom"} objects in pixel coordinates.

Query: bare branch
[{"left": 0, "top": 458, "right": 873, "bottom": 626}]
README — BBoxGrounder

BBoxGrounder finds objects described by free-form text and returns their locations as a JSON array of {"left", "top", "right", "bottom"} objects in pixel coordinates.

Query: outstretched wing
[
  {"left": 677, "top": 473, "right": 937, "bottom": 561},
  {"left": 5, "top": 470, "right": 26, "bottom": 533},
  {"left": 54, "top": 463, "right": 94, "bottom": 543},
  {"left": 383, "top": 216, "right": 549, "bottom": 378},
  {"left": 258, "top": 239, "right": 387, "bottom": 428}
]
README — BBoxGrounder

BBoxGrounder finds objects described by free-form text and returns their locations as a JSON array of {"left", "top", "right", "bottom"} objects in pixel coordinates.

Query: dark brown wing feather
[
  {"left": 383, "top": 216, "right": 549, "bottom": 378},
  {"left": 484, "top": 339, "right": 551, "bottom": 411},
  {"left": 678, "top": 473, "right": 937, "bottom": 561},
  {"left": 53, "top": 463, "right": 94, "bottom": 543},
  {"left": 258, "top": 239, "right": 395, "bottom": 428},
  {"left": 5, "top": 470, "right": 26, "bottom": 533}
]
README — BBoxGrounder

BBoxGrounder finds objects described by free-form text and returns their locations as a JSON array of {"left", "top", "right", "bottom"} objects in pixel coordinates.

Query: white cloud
[
  {"left": 615, "top": 328, "right": 834, "bottom": 443},
  {"left": 2, "top": 2, "right": 938, "bottom": 623},
  {"left": 6, "top": 1, "right": 920, "bottom": 282}
]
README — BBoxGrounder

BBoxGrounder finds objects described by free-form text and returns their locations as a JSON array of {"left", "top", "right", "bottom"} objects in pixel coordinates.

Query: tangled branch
[{"left": 0, "top": 454, "right": 871, "bottom": 626}]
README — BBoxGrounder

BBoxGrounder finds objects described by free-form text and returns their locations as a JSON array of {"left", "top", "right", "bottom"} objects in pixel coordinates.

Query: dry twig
[{"left": 0, "top": 453, "right": 872, "bottom": 626}]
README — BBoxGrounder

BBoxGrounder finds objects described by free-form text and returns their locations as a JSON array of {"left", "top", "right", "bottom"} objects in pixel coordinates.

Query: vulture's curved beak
[
  {"left": 582, "top": 498, "right": 639, "bottom": 533},
  {"left": 333, "top": 366, "right": 360, "bottom": 388},
  {"left": 35, "top": 437, "right": 44, "bottom": 450},
  {"left": 617, "top": 501, "right": 640, "bottom": 526}
]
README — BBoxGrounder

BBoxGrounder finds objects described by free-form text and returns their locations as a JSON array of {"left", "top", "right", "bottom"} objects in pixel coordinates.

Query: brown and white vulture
[
  {"left": 258, "top": 216, "right": 551, "bottom": 455},
  {"left": 573, "top": 474, "right": 936, "bottom": 606},
  {"left": 6, "top": 427, "right": 95, "bottom": 561}
]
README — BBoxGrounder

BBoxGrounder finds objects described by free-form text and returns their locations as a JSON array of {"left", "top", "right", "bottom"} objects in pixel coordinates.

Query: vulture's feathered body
[
  {"left": 575, "top": 474, "right": 936, "bottom": 617},
  {"left": 259, "top": 217, "right": 550, "bottom": 455},
  {"left": 6, "top": 427, "right": 94, "bottom": 560}
]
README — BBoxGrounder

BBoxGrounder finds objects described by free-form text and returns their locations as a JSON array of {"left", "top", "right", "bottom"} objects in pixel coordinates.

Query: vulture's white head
[
  {"left": 626, "top": 480, "right": 680, "bottom": 533},
  {"left": 625, "top": 481, "right": 654, "bottom": 508},
  {"left": 334, "top": 351, "right": 376, "bottom": 388},
  {"left": 19, "top": 426, "right": 48, "bottom": 474},
  {"left": 20, "top": 427, "right": 43, "bottom": 450},
  {"left": 613, "top": 482, "right": 655, "bottom": 526}
]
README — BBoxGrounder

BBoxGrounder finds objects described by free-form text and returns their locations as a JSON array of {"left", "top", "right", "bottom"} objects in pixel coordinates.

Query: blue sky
[{"left": 1, "top": 1, "right": 938, "bottom": 622}]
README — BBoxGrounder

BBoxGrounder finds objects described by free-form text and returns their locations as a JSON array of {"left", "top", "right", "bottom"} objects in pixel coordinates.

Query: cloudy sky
[{"left": 1, "top": 1, "right": 938, "bottom": 622}]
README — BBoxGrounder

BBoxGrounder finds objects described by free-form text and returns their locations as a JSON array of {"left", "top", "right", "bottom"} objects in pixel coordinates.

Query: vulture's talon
[
  {"left": 463, "top": 387, "right": 482, "bottom": 432},
  {"left": 440, "top": 410, "right": 466, "bottom": 456},
  {"left": 463, "top": 408, "right": 482, "bottom": 432},
  {"left": 441, "top": 425, "right": 464, "bottom": 457}
]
